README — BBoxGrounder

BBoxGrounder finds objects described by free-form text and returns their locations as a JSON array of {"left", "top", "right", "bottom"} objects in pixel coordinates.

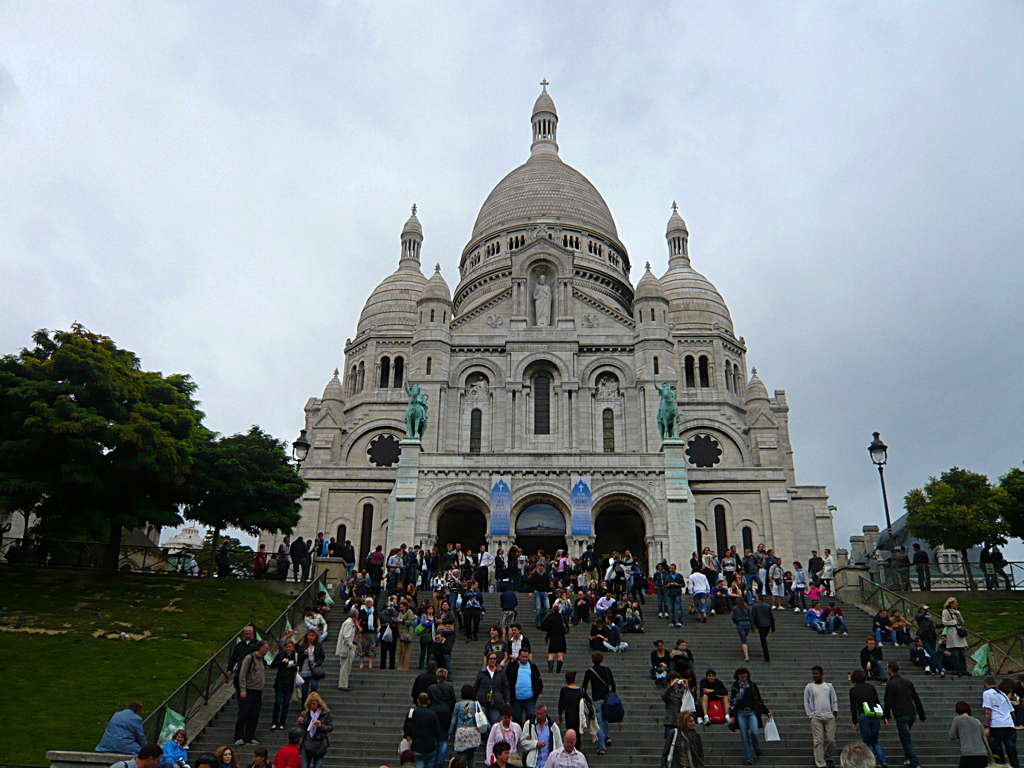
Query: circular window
[
  {"left": 685, "top": 434, "right": 723, "bottom": 468},
  {"left": 367, "top": 433, "right": 401, "bottom": 467}
]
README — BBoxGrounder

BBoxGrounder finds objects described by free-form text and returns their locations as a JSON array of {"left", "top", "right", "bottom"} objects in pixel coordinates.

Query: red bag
[{"left": 707, "top": 699, "right": 726, "bottom": 724}]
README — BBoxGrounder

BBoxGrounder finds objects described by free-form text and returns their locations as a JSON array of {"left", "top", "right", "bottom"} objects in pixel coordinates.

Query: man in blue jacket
[{"left": 95, "top": 701, "right": 147, "bottom": 754}]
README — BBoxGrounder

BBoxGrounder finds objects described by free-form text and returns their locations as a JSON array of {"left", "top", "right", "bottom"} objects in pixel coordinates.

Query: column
[{"left": 388, "top": 440, "right": 422, "bottom": 552}]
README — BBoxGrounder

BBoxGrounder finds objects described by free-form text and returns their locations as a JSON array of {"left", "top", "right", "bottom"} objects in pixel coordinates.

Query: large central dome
[{"left": 471, "top": 153, "right": 619, "bottom": 243}]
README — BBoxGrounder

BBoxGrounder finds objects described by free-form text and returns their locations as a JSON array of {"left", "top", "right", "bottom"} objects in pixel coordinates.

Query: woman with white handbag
[{"left": 450, "top": 684, "right": 490, "bottom": 768}]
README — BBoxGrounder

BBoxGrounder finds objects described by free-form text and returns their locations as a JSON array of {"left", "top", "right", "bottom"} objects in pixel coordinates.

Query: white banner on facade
[
  {"left": 490, "top": 475, "right": 512, "bottom": 535},
  {"left": 571, "top": 475, "right": 592, "bottom": 536}
]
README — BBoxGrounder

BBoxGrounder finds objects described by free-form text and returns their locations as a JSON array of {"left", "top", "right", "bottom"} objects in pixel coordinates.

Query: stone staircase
[{"left": 189, "top": 592, "right": 983, "bottom": 767}]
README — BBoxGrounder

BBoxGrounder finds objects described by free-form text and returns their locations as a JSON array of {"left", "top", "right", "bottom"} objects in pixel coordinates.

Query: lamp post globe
[
  {"left": 292, "top": 428, "right": 311, "bottom": 466},
  {"left": 868, "top": 431, "right": 893, "bottom": 542}
]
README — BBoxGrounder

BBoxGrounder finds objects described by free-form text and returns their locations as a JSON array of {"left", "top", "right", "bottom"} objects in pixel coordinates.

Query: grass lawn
[
  {"left": 895, "top": 590, "right": 1024, "bottom": 640},
  {"left": 0, "top": 567, "right": 293, "bottom": 765}
]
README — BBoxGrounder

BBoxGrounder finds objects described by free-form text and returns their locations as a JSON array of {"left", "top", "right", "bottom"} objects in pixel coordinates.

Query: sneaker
[
  {"left": 843, "top": 632, "right": 849, "bottom": 635},
  {"left": 794, "top": 608, "right": 801, "bottom": 612},
  {"left": 235, "top": 740, "right": 245, "bottom": 746},
  {"left": 597, "top": 749, "right": 606, "bottom": 755},
  {"left": 703, "top": 715, "right": 711, "bottom": 725},
  {"left": 924, "top": 666, "right": 931, "bottom": 673},
  {"left": 605, "top": 739, "right": 612, "bottom": 747}
]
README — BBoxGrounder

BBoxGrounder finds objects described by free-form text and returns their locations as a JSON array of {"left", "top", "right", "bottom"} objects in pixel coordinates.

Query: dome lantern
[
  {"left": 401, "top": 204, "right": 423, "bottom": 265},
  {"left": 666, "top": 201, "right": 690, "bottom": 265},
  {"left": 531, "top": 79, "right": 558, "bottom": 157}
]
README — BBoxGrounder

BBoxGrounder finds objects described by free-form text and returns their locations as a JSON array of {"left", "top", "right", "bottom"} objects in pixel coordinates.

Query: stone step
[{"left": 187, "top": 592, "right": 983, "bottom": 768}]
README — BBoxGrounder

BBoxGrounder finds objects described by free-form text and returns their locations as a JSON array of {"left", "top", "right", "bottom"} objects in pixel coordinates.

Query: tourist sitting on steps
[{"left": 108, "top": 744, "right": 164, "bottom": 768}]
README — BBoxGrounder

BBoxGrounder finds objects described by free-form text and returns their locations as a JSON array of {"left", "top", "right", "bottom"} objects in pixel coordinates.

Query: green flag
[
  {"left": 158, "top": 707, "right": 185, "bottom": 745},
  {"left": 323, "top": 589, "right": 334, "bottom": 606},
  {"left": 264, "top": 649, "right": 275, "bottom": 665},
  {"left": 971, "top": 643, "right": 990, "bottom": 676},
  {"left": 285, "top": 615, "right": 292, "bottom": 632}
]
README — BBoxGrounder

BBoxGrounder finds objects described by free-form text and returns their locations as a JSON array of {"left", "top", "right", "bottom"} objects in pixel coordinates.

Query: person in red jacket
[{"left": 271, "top": 728, "right": 303, "bottom": 768}]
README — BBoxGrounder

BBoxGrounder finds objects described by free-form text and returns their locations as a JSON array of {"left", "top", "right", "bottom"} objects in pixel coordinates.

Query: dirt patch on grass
[{"left": 0, "top": 626, "right": 69, "bottom": 635}]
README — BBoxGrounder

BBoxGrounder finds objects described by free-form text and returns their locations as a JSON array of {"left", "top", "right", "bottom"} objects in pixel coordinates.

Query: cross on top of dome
[{"left": 540, "top": 77, "right": 550, "bottom": 92}]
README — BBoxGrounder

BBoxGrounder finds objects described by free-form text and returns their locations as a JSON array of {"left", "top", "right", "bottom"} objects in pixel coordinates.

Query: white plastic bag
[
  {"left": 680, "top": 690, "right": 696, "bottom": 712},
  {"left": 764, "top": 717, "right": 781, "bottom": 742}
]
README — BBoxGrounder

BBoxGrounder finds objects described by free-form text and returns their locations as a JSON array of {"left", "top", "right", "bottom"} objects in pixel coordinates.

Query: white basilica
[{"left": 278, "top": 86, "right": 836, "bottom": 569}]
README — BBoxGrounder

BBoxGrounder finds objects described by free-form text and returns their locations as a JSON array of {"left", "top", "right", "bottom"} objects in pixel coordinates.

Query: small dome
[
  {"left": 634, "top": 262, "right": 667, "bottom": 302},
  {"left": 418, "top": 264, "right": 452, "bottom": 305},
  {"left": 357, "top": 262, "right": 427, "bottom": 335},
  {"left": 533, "top": 88, "right": 557, "bottom": 117},
  {"left": 745, "top": 368, "right": 770, "bottom": 403},
  {"left": 402, "top": 205, "right": 422, "bottom": 239},
  {"left": 661, "top": 260, "right": 734, "bottom": 333},
  {"left": 667, "top": 202, "right": 688, "bottom": 235},
  {"left": 322, "top": 370, "right": 344, "bottom": 403}
]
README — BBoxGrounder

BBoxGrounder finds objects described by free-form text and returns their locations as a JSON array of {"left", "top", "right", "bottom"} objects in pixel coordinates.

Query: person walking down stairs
[
  {"left": 728, "top": 666, "right": 772, "bottom": 766},
  {"left": 583, "top": 651, "right": 617, "bottom": 755}
]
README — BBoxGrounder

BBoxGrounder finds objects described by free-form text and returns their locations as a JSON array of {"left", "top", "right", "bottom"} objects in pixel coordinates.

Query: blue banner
[
  {"left": 571, "top": 475, "right": 592, "bottom": 536},
  {"left": 490, "top": 476, "right": 511, "bottom": 535}
]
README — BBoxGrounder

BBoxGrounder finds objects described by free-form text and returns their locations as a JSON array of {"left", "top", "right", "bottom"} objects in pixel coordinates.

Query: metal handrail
[
  {"left": 858, "top": 578, "right": 1024, "bottom": 675},
  {"left": 874, "top": 561, "right": 1024, "bottom": 592},
  {"left": 141, "top": 570, "right": 330, "bottom": 742}
]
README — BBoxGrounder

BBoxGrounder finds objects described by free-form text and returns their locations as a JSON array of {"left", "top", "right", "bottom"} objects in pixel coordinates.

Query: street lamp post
[
  {"left": 868, "top": 431, "right": 893, "bottom": 541},
  {"left": 292, "top": 428, "right": 311, "bottom": 471}
]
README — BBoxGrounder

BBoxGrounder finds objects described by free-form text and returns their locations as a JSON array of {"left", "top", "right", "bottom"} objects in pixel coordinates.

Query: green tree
[
  {"left": 182, "top": 426, "right": 305, "bottom": 576},
  {"left": 999, "top": 464, "right": 1024, "bottom": 542},
  {"left": 904, "top": 467, "right": 1009, "bottom": 591},
  {"left": 0, "top": 326, "right": 205, "bottom": 569}
]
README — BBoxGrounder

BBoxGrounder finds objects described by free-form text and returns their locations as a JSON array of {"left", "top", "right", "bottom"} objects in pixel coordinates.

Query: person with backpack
[
  {"left": 849, "top": 669, "right": 886, "bottom": 768},
  {"left": 583, "top": 651, "right": 618, "bottom": 755},
  {"left": 728, "top": 667, "right": 772, "bottom": 765},
  {"left": 804, "top": 665, "right": 839, "bottom": 768},
  {"left": 698, "top": 669, "right": 729, "bottom": 726},
  {"left": 913, "top": 605, "right": 943, "bottom": 675}
]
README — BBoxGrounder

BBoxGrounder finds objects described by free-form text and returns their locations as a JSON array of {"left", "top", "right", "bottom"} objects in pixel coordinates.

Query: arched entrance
[
  {"left": 436, "top": 503, "right": 487, "bottom": 554},
  {"left": 594, "top": 503, "right": 647, "bottom": 571},
  {"left": 515, "top": 502, "right": 567, "bottom": 559}
]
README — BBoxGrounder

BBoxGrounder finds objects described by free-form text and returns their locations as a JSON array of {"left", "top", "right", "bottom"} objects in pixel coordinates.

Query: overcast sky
[{"left": 2, "top": 2, "right": 1023, "bottom": 554}]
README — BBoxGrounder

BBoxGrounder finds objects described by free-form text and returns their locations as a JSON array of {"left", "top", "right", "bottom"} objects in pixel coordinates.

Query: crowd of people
[{"left": 92, "top": 538, "right": 1024, "bottom": 768}]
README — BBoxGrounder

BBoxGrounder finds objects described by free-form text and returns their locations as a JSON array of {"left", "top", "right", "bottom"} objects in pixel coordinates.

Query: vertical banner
[
  {"left": 571, "top": 475, "right": 592, "bottom": 536},
  {"left": 490, "top": 476, "right": 512, "bottom": 535}
]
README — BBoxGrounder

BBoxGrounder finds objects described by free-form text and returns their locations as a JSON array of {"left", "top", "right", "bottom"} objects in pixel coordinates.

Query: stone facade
[{"left": 268, "top": 86, "right": 836, "bottom": 569}]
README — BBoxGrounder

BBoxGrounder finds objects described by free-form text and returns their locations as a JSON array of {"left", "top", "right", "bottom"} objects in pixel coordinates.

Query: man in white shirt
[
  {"left": 687, "top": 568, "right": 711, "bottom": 623},
  {"left": 542, "top": 728, "right": 588, "bottom": 768},
  {"left": 595, "top": 593, "right": 616, "bottom": 620},
  {"left": 335, "top": 609, "right": 358, "bottom": 691},
  {"left": 479, "top": 546, "right": 496, "bottom": 592},
  {"left": 522, "top": 705, "right": 562, "bottom": 768},
  {"left": 804, "top": 665, "right": 839, "bottom": 768},
  {"left": 983, "top": 676, "right": 1019, "bottom": 768}
]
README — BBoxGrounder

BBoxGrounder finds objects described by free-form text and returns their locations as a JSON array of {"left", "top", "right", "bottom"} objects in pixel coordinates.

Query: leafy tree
[
  {"left": 0, "top": 326, "right": 205, "bottom": 569},
  {"left": 999, "top": 464, "right": 1024, "bottom": 542},
  {"left": 182, "top": 426, "right": 305, "bottom": 575},
  {"left": 905, "top": 467, "right": 1009, "bottom": 590}
]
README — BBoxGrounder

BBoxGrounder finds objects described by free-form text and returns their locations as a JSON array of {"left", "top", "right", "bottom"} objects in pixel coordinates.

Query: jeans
[
  {"left": 988, "top": 727, "right": 1020, "bottom": 768},
  {"left": 272, "top": 687, "right": 291, "bottom": 726},
  {"left": 743, "top": 574, "right": 763, "bottom": 599},
  {"left": 656, "top": 587, "right": 667, "bottom": 614},
  {"left": 513, "top": 696, "right": 537, "bottom": 725},
  {"left": 736, "top": 710, "right": 760, "bottom": 763},
  {"left": 594, "top": 698, "right": 611, "bottom": 749},
  {"left": 301, "top": 753, "right": 324, "bottom": 768},
  {"left": 413, "top": 749, "right": 438, "bottom": 768},
  {"left": 694, "top": 593, "right": 708, "bottom": 614},
  {"left": 793, "top": 587, "right": 807, "bottom": 609},
  {"left": 921, "top": 639, "right": 942, "bottom": 672},
  {"left": 875, "top": 627, "right": 898, "bottom": 645},
  {"left": 894, "top": 715, "right": 919, "bottom": 768},
  {"left": 811, "top": 620, "right": 826, "bottom": 633},
  {"left": 456, "top": 747, "right": 476, "bottom": 768},
  {"left": 667, "top": 593, "right": 684, "bottom": 625},
  {"left": 418, "top": 641, "right": 431, "bottom": 669},
  {"left": 828, "top": 616, "right": 848, "bottom": 634},
  {"left": 858, "top": 714, "right": 886, "bottom": 767},
  {"left": 300, "top": 675, "right": 320, "bottom": 702},
  {"left": 534, "top": 592, "right": 550, "bottom": 628}
]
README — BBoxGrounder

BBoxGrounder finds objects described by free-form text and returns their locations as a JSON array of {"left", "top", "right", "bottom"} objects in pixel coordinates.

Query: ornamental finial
[
  {"left": 671, "top": 200, "right": 678, "bottom": 213},
  {"left": 540, "top": 77, "right": 549, "bottom": 92},
  {"left": 411, "top": 203, "right": 417, "bottom": 215}
]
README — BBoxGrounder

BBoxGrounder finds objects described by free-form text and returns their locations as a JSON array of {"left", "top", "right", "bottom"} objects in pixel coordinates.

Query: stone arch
[
  {"left": 579, "top": 357, "right": 638, "bottom": 389},
  {"left": 592, "top": 491, "right": 652, "bottom": 571},
  {"left": 591, "top": 485, "right": 660, "bottom": 534},
  {"left": 450, "top": 357, "right": 506, "bottom": 389},
  {"left": 705, "top": 497, "right": 735, "bottom": 555},
  {"left": 513, "top": 352, "right": 568, "bottom": 383},
  {"left": 430, "top": 491, "right": 489, "bottom": 554},
  {"left": 676, "top": 420, "right": 751, "bottom": 465},
  {"left": 736, "top": 517, "right": 764, "bottom": 551},
  {"left": 425, "top": 485, "right": 491, "bottom": 533},
  {"left": 342, "top": 420, "right": 407, "bottom": 463},
  {"left": 512, "top": 493, "right": 569, "bottom": 559},
  {"left": 515, "top": 253, "right": 564, "bottom": 280}
]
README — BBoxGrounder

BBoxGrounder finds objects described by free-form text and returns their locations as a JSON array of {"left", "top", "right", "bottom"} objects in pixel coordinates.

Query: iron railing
[
  {"left": 874, "top": 560, "right": 1024, "bottom": 592},
  {"left": 141, "top": 569, "right": 330, "bottom": 742},
  {"left": 858, "top": 578, "right": 1024, "bottom": 675},
  {"left": 0, "top": 536, "right": 262, "bottom": 578}
]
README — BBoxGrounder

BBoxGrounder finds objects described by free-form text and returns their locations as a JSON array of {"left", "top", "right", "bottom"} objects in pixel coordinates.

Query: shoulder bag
[{"left": 474, "top": 701, "right": 490, "bottom": 732}]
